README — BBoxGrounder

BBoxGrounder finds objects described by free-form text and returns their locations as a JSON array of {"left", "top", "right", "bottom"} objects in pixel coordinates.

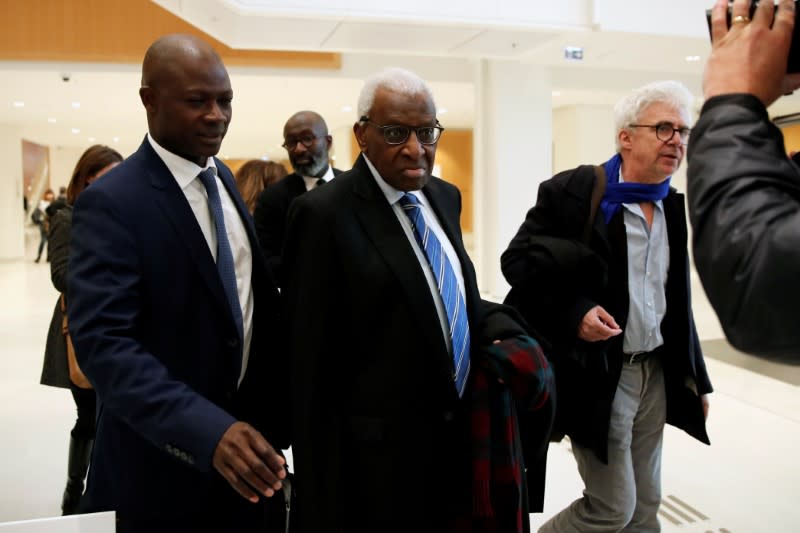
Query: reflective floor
[{"left": 2, "top": 227, "right": 798, "bottom": 531}]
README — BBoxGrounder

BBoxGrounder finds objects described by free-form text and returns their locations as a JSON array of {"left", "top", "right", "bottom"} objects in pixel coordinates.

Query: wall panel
[{"left": 0, "top": 0, "right": 340, "bottom": 69}]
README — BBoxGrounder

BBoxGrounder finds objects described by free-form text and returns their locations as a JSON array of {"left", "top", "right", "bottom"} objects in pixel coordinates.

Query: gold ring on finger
[{"left": 732, "top": 15, "right": 751, "bottom": 25}]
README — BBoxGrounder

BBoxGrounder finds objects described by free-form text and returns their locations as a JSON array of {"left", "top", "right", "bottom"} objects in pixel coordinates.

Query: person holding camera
[{"left": 688, "top": 0, "right": 800, "bottom": 362}]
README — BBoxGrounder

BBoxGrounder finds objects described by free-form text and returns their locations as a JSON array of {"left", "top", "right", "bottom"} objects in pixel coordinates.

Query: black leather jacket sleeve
[{"left": 688, "top": 93, "right": 800, "bottom": 363}]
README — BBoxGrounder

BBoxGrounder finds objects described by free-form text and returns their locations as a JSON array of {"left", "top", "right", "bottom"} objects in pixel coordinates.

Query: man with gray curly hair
[{"left": 502, "top": 80, "right": 712, "bottom": 532}]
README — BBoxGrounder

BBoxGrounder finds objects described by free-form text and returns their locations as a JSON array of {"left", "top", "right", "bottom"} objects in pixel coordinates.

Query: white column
[
  {"left": 473, "top": 60, "right": 552, "bottom": 300},
  {"left": 330, "top": 124, "right": 354, "bottom": 171},
  {"left": 0, "top": 125, "right": 25, "bottom": 261},
  {"left": 553, "top": 104, "right": 616, "bottom": 173}
]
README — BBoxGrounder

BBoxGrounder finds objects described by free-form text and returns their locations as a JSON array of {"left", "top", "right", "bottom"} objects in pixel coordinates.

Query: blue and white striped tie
[{"left": 398, "top": 193, "right": 471, "bottom": 397}]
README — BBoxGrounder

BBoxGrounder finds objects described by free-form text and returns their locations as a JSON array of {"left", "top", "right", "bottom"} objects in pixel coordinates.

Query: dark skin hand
[{"left": 213, "top": 421, "right": 286, "bottom": 503}]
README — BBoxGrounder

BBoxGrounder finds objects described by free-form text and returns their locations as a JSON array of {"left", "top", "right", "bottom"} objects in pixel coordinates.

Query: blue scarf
[{"left": 599, "top": 153, "right": 671, "bottom": 224}]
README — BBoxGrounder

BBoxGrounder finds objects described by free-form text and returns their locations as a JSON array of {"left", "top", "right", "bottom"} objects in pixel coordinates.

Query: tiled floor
[{"left": 2, "top": 227, "right": 799, "bottom": 531}]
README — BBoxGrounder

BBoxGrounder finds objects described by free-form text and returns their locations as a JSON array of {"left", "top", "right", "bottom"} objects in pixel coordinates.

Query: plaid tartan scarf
[{"left": 468, "top": 334, "right": 553, "bottom": 533}]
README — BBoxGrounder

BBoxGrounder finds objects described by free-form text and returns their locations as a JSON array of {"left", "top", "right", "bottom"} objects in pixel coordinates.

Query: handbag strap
[
  {"left": 60, "top": 294, "right": 69, "bottom": 334},
  {"left": 581, "top": 165, "right": 607, "bottom": 244}
]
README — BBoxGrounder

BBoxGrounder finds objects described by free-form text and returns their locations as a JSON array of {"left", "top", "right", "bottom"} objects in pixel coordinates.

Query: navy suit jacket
[{"left": 68, "top": 138, "right": 289, "bottom": 522}]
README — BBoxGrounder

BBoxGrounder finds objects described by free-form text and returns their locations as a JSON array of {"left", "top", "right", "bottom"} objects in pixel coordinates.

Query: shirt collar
[
  {"left": 147, "top": 133, "right": 217, "bottom": 190},
  {"left": 362, "top": 155, "right": 427, "bottom": 207},
  {"left": 303, "top": 164, "right": 334, "bottom": 183}
]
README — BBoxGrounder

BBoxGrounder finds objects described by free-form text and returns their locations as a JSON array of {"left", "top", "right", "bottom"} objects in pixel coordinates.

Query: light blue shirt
[
  {"left": 362, "top": 155, "right": 466, "bottom": 353},
  {"left": 620, "top": 175, "right": 669, "bottom": 355}
]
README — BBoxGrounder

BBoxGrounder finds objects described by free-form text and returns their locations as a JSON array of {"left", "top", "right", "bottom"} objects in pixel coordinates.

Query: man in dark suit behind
[
  {"left": 67, "top": 34, "right": 289, "bottom": 532},
  {"left": 253, "top": 110, "right": 342, "bottom": 283},
  {"left": 283, "top": 67, "right": 542, "bottom": 533}
]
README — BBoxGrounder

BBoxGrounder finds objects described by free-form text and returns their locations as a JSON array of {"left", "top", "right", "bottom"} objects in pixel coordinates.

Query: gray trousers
[{"left": 539, "top": 356, "right": 666, "bottom": 533}]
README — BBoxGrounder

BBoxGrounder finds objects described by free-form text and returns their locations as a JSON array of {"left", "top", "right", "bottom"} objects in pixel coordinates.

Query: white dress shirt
[
  {"left": 302, "top": 165, "right": 335, "bottom": 191},
  {"left": 147, "top": 134, "right": 254, "bottom": 384}
]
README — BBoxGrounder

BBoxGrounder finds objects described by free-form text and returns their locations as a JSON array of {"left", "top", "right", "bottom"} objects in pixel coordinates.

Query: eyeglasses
[
  {"left": 282, "top": 134, "right": 318, "bottom": 150},
  {"left": 360, "top": 116, "right": 444, "bottom": 145},
  {"left": 629, "top": 122, "right": 691, "bottom": 144}
]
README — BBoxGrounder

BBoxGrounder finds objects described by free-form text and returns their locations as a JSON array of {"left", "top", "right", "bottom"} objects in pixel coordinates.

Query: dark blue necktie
[
  {"left": 197, "top": 168, "right": 244, "bottom": 360},
  {"left": 398, "top": 193, "right": 471, "bottom": 397}
]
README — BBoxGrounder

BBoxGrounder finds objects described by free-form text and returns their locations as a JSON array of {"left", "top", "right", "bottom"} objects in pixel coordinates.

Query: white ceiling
[{"left": 2, "top": 1, "right": 799, "bottom": 161}]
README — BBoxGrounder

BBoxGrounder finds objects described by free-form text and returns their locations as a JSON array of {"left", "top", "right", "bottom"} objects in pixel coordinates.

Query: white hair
[
  {"left": 613, "top": 80, "right": 694, "bottom": 151},
  {"left": 356, "top": 67, "right": 436, "bottom": 119}
]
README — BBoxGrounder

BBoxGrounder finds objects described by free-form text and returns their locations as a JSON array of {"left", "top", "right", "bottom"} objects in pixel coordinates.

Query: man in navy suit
[
  {"left": 253, "top": 110, "right": 342, "bottom": 284},
  {"left": 68, "top": 34, "right": 289, "bottom": 532}
]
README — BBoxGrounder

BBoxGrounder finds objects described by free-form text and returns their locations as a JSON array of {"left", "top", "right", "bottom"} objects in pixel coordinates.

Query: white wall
[
  {"left": 473, "top": 60, "right": 552, "bottom": 299},
  {"left": 47, "top": 146, "right": 86, "bottom": 194},
  {"left": 0, "top": 125, "right": 25, "bottom": 261},
  {"left": 330, "top": 124, "right": 354, "bottom": 171},
  {"left": 553, "top": 104, "right": 615, "bottom": 173}
]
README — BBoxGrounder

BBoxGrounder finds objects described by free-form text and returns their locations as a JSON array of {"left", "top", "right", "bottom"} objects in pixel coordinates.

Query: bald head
[
  {"left": 282, "top": 110, "right": 332, "bottom": 177},
  {"left": 139, "top": 34, "right": 232, "bottom": 167},
  {"left": 285, "top": 111, "right": 327, "bottom": 134},
  {"left": 141, "top": 34, "right": 222, "bottom": 89}
]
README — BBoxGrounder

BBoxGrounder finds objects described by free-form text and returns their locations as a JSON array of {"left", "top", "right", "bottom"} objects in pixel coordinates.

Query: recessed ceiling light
[
  {"left": 439, "top": 108, "right": 448, "bottom": 115},
  {"left": 71, "top": 102, "right": 81, "bottom": 109},
  {"left": 13, "top": 101, "right": 24, "bottom": 108},
  {"left": 552, "top": 91, "right": 562, "bottom": 97},
  {"left": 88, "top": 137, "right": 96, "bottom": 142},
  {"left": 47, "top": 117, "right": 57, "bottom": 123},
  {"left": 686, "top": 55, "right": 701, "bottom": 62},
  {"left": 113, "top": 137, "right": 120, "bottom": 142},
  {"left": 341, "top": 105, "right": 352, "bottom": 113},
  {"left": 71, "top": 128, "right": 80, "bottom": 134}
]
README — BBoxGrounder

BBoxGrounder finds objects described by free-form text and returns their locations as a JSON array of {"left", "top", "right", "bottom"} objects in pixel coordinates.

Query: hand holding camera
[{"left": 704, "top": 0, "right": 800, "bottom": 106}]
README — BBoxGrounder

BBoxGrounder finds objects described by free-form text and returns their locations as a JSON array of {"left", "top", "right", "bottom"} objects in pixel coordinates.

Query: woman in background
[
  {"left": 41, "top": 144, "right": 123, "bottom": 515},
  {"left": 33, "top": 189, "right": 55, "bottom": 263},
  {"left": 235, "top": 159, "right": 288, "bottom": 214}
]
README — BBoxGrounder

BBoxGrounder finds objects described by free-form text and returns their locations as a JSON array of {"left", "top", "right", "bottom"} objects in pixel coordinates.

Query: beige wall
[
  {"left": 0, "top": 0, "right": 340, "bottom": 69},
  {"left": 782, "top": 123, "right": 800, "bottom": 154},
  {"left": 48, "top": 146, "right": 87, "bottom": 195}
]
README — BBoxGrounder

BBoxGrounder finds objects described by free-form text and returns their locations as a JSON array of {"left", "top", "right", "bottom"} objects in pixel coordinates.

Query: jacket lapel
[
  {"left": 350, "top": 157, "right": 451, "bottom": 366},
  {"left": 135, "top": 140, "right": 231, "bottom": 320},
  {"left": 663, "top": 189, "right": 687, "bottom": 258},
  {"left": 287, "top": 173, "right": 307, "bottom": 197}
]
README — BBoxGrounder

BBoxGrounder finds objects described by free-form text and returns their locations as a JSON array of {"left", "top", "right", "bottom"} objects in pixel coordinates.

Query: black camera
[{"left": 706, "top": 1, "right": 800, "bottom": 73}]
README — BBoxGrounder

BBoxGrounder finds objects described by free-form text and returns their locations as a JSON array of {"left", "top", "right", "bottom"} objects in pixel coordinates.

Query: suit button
[
  {"left": 443, "top": 411, "right": 454, "bottom": 422},
  {"left": 227, "top": 337, "right": 239, "bottom": 348}
]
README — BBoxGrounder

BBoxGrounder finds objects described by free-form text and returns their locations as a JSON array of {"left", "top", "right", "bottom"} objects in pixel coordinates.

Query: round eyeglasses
[
  {"left": 282, "top": 134, "right": 318, "bottom": 150},
  {"left": 360, "top": 116, "right": 444, "bottom": 145},
  {"left": 629, "top": 122, "right": 691, "bottom": 144}
]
